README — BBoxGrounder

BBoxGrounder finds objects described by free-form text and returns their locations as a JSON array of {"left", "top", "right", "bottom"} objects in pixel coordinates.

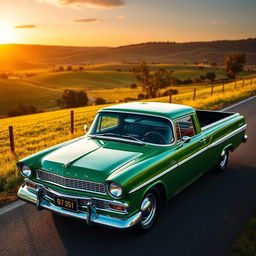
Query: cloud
[
  {"left": 14, "top": 24, "right": 37, "bottom": 29},
  {"left": 212, "top": 20, "right": 227, "bottom": 25},
  {"left": 72, "top": 18, "right": 100, "bottom": 23},
  {"left": 40, "top": 0, "right": 125, "bottom": 8}
]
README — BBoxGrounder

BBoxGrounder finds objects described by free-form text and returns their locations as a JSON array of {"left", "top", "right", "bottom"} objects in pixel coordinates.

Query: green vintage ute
[{"left": 17, "top": 102, "right": 247, "bottom": 231}]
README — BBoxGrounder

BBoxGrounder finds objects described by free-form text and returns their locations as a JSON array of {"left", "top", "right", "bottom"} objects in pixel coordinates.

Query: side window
[
  {"left": 96, "top": 114, "right": 120, "bottom": 132},
  {"left": 176, "top": 116, "right": 196, "bottom": 139}
]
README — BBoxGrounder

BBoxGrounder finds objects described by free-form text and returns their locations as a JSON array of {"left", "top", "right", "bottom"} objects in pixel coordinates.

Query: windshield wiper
[{"left": 90, "top": 133, "right": 145, "bottom": 144}]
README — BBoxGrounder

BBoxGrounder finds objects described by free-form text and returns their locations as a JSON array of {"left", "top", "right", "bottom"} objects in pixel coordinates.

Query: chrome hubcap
[
  {"left": 140, "top": 193, "right": 156, "bottom": 226},
  {"left": 220, "top": 151, "right": 227, "bottom": 168}
]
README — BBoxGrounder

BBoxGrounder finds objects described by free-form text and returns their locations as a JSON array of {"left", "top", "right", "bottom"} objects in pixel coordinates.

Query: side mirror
[{"left": 84, "top": 124, "right": 88, "bottom": 133}]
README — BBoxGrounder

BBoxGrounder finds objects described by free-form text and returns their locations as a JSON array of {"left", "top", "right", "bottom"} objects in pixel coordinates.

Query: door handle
[{"left": 200, "top": 138, "right": 206, "bottom": 143}]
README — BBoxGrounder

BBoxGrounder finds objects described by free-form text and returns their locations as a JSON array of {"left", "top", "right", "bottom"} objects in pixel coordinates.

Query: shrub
[
  {"left": 66, "top": 65, "right": 73, "bottom": 71},
  {"left": 161, "top": 89, "right": 178, "bottom": 97},
  {"left": 8, "top": 105, "right": 39, "bottom": 117},
  {"left": 137, "top": 93, "right": 145, "bottom": 100},
  {"left": 0, "top": 73, "right": 8, "bottom": 79},
  {"left": 95, "top": 97, "right": 106, "bottom": 105},
  {"left": 56, "top": 89, "right": 89, "bottom": 109},
  {"left": 130, "top": 83, "right": 137, "bottom": 89}
]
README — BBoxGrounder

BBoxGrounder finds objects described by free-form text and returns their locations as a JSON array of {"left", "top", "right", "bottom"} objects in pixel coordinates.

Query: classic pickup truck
[{"left": 17, "top": 102, "right": 247, "bottom": 232}]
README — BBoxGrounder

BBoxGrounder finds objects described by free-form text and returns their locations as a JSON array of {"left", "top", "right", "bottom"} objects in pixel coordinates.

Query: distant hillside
[{"left": 0, "top": 38, "right": 256, "bottom": 71}]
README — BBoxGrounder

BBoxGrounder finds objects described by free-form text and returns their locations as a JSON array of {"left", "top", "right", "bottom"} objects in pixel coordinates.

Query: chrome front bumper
[{"left": 18, "top": 184, "right": 142, "bottom": 229}]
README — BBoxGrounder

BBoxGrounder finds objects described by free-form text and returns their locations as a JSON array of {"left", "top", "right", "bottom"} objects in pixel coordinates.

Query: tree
[
  {"left": 224, "top": 53, "right": 247, "bottom": 79},
  {"left": 131, "top": 62, "right": 174, "bottom": 98},
  {"left": 56, "top": 89, "right": 88, "bottom": 109},
  {"left": 205, "top": 72, "right": 216, "bottom": 82}
]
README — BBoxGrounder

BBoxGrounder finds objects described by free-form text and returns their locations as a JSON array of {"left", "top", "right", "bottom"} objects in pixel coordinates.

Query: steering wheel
[{"left": 142, "top": 131, "right": 167, "bottom": 144}]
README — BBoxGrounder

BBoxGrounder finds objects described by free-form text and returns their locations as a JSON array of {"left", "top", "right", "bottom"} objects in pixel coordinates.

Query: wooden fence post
[
  {"left": 222, "top": 83, "right": 225, "bottom": 93},
  {"left": 70, "top": 110, "right": 74, "bottom": 134},
  {"left": 169, "top": 90, "right": 172, "bottom": 103},
  {"left": 193, "top": 88, "right": 196, "bottom": 101},
  {"left": 9, "top": 126, "right": 15, "bottom": 153},
  {"left": 211, "top": 85, "right": 214, "bottom": 96}
]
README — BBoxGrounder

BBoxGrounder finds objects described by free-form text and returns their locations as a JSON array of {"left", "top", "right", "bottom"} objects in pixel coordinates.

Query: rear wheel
[
  {"left": 214, "top": 150, "right": 229, "bottom": 173},
  {"left": 134, "top": 189, "right": 160, "bottom": 233}
]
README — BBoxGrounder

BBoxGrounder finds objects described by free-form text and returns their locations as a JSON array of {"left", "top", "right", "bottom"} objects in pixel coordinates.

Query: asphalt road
[{"left": 1, "top": 96, "right": 256, "bottom": 256}]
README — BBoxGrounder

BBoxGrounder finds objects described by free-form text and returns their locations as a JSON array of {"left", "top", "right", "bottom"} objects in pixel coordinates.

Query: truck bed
[{"left": 196, "top": 110, "right": 236, "bottom": 129}]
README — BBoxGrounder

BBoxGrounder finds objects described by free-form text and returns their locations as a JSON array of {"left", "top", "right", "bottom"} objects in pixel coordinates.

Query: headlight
[
  {"left": 20, "top": 164, "right": 32, "bottom": 177},
  {"left": 107, "top": 182, "right": 124, "bottom": 199}
]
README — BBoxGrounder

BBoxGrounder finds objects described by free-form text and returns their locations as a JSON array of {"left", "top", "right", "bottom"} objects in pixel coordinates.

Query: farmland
[
  {"left": 1, "top": 63, "right": 255, "bottom": 116},
  {"left": 0, "top": 77, "right": 256, "bottom": 199}
]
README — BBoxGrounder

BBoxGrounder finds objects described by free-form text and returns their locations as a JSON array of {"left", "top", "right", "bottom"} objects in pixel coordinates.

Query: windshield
[{"left": 89, "top": 112, "right": 174, "bottom": 145}]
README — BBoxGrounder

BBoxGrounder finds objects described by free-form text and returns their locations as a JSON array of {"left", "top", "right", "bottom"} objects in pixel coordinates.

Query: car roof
[{"left": 100, "top": 102, "right": 195, "bottom": 119}]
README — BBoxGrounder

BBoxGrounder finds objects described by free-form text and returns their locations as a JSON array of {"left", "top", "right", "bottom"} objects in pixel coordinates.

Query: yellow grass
[{"left": 0, "top": 78, "right": 256, "bottom": 192}]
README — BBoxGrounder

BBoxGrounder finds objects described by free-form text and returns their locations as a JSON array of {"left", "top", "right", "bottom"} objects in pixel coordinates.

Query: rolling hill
[
  {"left": 0, "top": 38, "right": 256, "bottom": 71},
  {"left": 0, "top": 78, "right": 62, "bottom": 115}
]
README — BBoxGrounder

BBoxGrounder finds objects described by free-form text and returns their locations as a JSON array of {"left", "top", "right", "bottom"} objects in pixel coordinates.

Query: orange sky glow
[{"left": 0, "top": 0, "right": 255, "bottom": 47}]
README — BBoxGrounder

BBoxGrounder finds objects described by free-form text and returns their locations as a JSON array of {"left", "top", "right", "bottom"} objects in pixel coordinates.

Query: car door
[{"left": 171, "top": 114, "right": 207, "bottom": 194}]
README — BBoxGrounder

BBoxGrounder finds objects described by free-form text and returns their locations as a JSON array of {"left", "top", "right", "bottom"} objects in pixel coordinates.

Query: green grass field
[
  {"left": 26, "top": 71, "right": 136, "bottom": 90},
  {"left": 0, "top": 78, "right": 62, "bottom": 116}
]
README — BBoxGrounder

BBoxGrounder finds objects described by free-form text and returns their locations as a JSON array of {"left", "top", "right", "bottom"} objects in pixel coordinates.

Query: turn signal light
[
  {"left": 109, "top": 203, "right": 125, "bottom": 212},
  {"left": 26, "top": 182, "right": 37, "bottom": 189}
]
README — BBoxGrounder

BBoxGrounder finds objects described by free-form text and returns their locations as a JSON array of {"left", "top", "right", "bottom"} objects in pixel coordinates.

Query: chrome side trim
[
  {"left": 178, "top": 146, "right": 208, "bottom": 166},
  {"left": 129, "top": 124, "right": 247, "bottom": 194},
  {"left": 201, "top": 113, "right": 239, "bottom": 130},
  {"left": 18, "top": 184, "right": 141, "bottom": 229},
  {"left": 208, "top": 124, "right": 247, "bottom": 148},
  {"left": 129, "top": 164, "right": 178, "bottom": 194}
]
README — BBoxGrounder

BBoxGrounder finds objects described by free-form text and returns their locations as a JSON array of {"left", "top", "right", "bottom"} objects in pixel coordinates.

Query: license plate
[{"left": 54, "top": 196, "right": 78, "bottom": 211}]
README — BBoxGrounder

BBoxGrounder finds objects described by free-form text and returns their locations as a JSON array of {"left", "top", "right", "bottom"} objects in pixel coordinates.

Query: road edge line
[
  {"left": 221, "top": 95, "right": 256, "bottom": 112},
  {"left": 0, "top": 200, "right": 25, "bottom": 216}
]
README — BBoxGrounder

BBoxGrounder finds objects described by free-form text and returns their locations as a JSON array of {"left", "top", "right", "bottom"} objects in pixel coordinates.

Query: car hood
[{"left": 39, "top": 137, "right": 159, "bottom": 183}]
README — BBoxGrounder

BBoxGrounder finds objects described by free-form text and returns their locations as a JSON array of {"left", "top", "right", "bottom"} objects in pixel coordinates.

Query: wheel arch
[
  {"left": 223, "top": 143, "right": 234, "bottom": 152},
  {"left": 142, "top": 180, "right": 167, "bottom": 203}
]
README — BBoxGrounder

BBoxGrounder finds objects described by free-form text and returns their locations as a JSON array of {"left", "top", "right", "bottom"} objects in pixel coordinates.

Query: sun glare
[{"left": 0, "top": 24, "right": 14, "bottom": 44}]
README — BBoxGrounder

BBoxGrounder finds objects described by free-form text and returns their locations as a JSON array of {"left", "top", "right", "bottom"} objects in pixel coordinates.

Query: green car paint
[{"left": 17, "top": 102, "right": 247, "bottom": 229}]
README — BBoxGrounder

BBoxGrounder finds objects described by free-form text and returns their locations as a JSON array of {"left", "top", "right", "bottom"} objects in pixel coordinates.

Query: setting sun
[{"left": 0, "top": 24, "right": 14, "bottom": 44}]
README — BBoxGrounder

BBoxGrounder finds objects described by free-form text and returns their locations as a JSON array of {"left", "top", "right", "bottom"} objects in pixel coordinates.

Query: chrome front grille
[
  {"left": 36, "top": 169, "right": 106, "bottom": 194},
  {"left": 42, "top": 187, "right": 109, "bottom": 210}
]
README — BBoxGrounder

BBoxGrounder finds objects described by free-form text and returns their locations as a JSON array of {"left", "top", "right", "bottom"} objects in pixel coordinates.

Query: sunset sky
[{"left": 0, "top": 0, "right": 255, "bottom": 46}]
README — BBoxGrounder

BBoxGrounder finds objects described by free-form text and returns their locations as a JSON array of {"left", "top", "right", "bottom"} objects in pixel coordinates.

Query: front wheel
[
  {"left": 214, "top": 150, "right": 229, "bottom": 173},
  {"left": 134, "top": 189, "right": 160, "bottom": 233}
]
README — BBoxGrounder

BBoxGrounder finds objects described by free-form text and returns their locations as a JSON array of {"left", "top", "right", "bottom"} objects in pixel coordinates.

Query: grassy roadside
[
  {"left": 231, "top": 218, "right": 256, "bottom": 256},
  {"left": 0, "top": 78, "right": 256, "bottom": 208}
]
